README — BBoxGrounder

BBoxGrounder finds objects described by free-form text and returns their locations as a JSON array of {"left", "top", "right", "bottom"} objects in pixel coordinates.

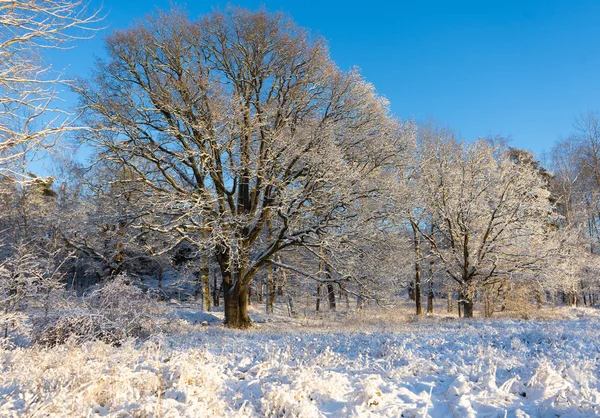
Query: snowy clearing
[{"left": 1, "top": 307, "right": 599, "bottom": 417}]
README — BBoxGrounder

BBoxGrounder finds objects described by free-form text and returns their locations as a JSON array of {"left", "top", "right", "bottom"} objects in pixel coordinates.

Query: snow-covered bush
[
  {"left": 87, "top": 273, "right": 159, "bottom": 336},
  {"left": 500, "top": 281, "right": 544, "bottom": 318},
  {"left": 0, "top": 246, "right": 67, "bottom": 344},
  {"left": 33, "top": 274, "right": 168, "bottom": 346},
  {"left": 32, "top": 315, "right": 124, "bottom": 347}
]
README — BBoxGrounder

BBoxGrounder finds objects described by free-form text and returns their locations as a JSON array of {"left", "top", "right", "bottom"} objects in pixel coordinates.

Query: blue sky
[{"left": 49, "top": 0, "right": 600, "bottom": 158}]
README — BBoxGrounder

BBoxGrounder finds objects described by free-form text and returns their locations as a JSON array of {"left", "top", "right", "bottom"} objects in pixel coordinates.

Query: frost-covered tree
[
  {"left": 0, "top": 1, "right": 101, "bottom": 303},
  {"left": 0, "top": 0, "right": 101, "bottom": 177},
  {"left": 416, "top": 130, "right": 553, "bottom": 317},
  {"left": 549, "top": 112, "right": 600, "bottom": 304},
  {"left": 76, "top": 8, "right": 410, "bottom": 327}
]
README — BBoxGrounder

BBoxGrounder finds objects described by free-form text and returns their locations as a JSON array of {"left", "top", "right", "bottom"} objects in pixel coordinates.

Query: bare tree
[
  {"left": 76, "top": 8, "right": 409, "bottom": 328},
  {"left": 0, "top": 0, "right": 101, "bottom": 178},
  {"left": 416, "top": 128, "right": 553, "bottom": 317},
  {"left": 574, "top": 112, "right": 600, "bottom": 191},
  {"left": 548, "top": 112, "right": 600, "bottom": 304}
]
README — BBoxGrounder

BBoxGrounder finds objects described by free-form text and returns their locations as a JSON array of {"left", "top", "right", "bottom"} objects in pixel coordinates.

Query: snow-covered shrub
[
  {"left": 0, "top": 246, "right": 67, "bottom": 344},
  {"left": 33, "top": 274, "right": 167, "bottom": 346},
  {"left": 87, "top": 273, "right": 160, "bottom": 336},
  {"left": 32, "top": 315, "right": 124, "bottom": 347},
  {"left": 500, "top": 281, "right": 544, "bottom": 318}
]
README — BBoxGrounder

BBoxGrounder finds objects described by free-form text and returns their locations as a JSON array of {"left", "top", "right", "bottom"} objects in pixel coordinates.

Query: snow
[{"left": 1, "top": 307, "right": 600, "bottom": 417}]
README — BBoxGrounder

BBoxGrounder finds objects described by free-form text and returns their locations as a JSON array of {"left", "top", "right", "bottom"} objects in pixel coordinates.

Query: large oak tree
[{"left": 76, "top": 8, "right": 406, "bottom": 327}]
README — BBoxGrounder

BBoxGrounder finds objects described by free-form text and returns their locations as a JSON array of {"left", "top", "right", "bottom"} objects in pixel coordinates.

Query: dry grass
[{"left": 0, "top": 337, "right": 228, "bottom": 417}]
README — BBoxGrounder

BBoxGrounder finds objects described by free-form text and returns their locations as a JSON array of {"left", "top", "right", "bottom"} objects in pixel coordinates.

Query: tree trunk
[
  {"left": 265, "top": 222, "right": 275, "bottom": 314},
  {"left": 427, "top": 224, "right": 435, "bottom": 315},
  {"left": 327, "top": 282, "right": 336, "bottom": 311},
  {"left": 344, "top": 286, "right": 350, "bottom": 309},
  {"left": 357, "top": 294, "right": 365, "bottom": 310},
  {"left": 221, "top": 265, "right": 251, "bottom": 328},
  {"left": 201, "top": 255, "right": 211, "bottom": 312},
  {"left": 447, "top": 291, "right": 453, "bottom": 313},
  {"left": 266, "top": 263, "right": 275, "bottom": 314},
  {"left": 463, "top": 298, "right": 474, "bottom": 317},
  {"left": 223, "top": 282, "right": 251, "bottom": 328},
  {"left": 287, "top": 295, "right": 297, "bottom": 317},
  {"left": 571, "top": 291, "right": 579, "bottom": 307},
  {"left": 535, "top": 282, "right": 543, "bottom": 309},
  {"left": 427, "top": 282, "right": 434, "bottom": 314},
  {"left": 410, "top": 220, "right": 422, "bottom": 316},
  {"left": 316, "top": 283, "right": 322, "bottom": 313},
  {"left": 212, "top": 272, "right": 220, "bottom": 307},
  {"left": 460, "top": 289, "right": 474, "bottom": 318},
  {"left": 415, "top": 276, "right": 422, "bottom": 315},
  {"left": 483, "top": 290, "right": 492, "bottom": 318},
  {"left": 257, "top": 278, "right": 263, "bottom": 303},
  {"left": 325, "top": 264, "right": 336, "bottom": 311},
  {"left": 285, "top": 270, "right": 297, "bottom": 317}
]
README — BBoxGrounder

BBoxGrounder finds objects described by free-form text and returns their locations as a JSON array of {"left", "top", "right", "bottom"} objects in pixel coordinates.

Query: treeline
[{"left": 1, "top": 5, "right": 599, "bottom": 334}]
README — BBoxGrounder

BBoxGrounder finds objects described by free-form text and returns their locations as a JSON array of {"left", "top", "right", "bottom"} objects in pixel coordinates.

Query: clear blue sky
[{"left": 50, "top": 0, "right": 600, "bottom": 158}]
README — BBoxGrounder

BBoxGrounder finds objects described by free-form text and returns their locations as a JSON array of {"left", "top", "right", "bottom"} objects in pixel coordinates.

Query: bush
[
  {"left": 501, "top": 281, "right": 544, "bottom": 318},
  {"left": 0, "top": 246, "right": 67, "bottom": 344},
  {"left": 33, "top": 274, "right": 166, "bottom": 346},
  {"left": 32, "top": 315, "right": 123, "bottom": 347}
]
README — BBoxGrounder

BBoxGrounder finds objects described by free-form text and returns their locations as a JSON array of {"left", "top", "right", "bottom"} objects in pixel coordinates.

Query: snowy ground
[{"left": 1, "top": 306, "right": 599, "bottom": 417}]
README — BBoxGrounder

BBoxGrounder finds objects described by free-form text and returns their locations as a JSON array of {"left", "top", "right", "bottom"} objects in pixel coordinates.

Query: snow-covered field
[{"left": 1, "top": 307, "right": 599, "bottom": 417}]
